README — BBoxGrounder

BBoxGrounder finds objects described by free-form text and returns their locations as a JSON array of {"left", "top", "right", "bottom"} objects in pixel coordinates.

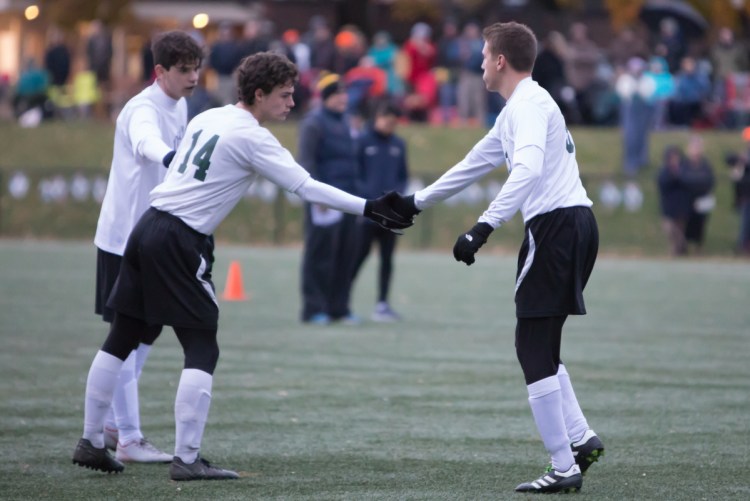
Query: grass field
[{"left": 0, "top": 240, "right": 748, "bottom": 500}]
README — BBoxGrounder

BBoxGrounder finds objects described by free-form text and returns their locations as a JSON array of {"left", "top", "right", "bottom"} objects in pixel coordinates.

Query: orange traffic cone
[{"left": 222, "top": 260, "right": 248, "bottom": 301}]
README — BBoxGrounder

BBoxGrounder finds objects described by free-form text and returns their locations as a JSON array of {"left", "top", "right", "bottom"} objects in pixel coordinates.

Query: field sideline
[{"left": 0, "top": 240, "right": 748, "bottom": 500}]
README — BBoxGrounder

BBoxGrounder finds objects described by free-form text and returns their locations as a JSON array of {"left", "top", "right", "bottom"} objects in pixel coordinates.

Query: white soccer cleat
[{"left": 115, "top": 438, "right": 173, "bottom": 463}]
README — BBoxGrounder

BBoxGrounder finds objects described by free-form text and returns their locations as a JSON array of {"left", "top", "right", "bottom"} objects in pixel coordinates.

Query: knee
[{"left": 185, "top": 341, "right": 219, "bottom": 375}]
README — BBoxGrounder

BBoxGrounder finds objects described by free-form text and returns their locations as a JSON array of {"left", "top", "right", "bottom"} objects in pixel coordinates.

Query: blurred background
[{"left": 2, "top": 0, "right": 750, "bottom": 257}]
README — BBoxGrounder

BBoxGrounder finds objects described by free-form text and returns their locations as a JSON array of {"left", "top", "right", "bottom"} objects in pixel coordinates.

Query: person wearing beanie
[{"left": 298, "top": 73, "right": 361, "bottom": 324}]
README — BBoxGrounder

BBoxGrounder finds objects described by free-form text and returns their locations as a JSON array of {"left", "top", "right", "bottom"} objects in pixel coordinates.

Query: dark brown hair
[
  {"left": 237, "top": 52, "right": 299, "bottom": 105},
  {"left": 151, "top": 31, "right": 203, "bottom": 69},
  {"left": 482, "top": 22, "right": 537, "bottom": 72}
]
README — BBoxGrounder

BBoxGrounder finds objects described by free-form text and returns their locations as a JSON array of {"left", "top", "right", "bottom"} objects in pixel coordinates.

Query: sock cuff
[
  {"left": 527, "top": 375, "right": 561, "bottom": 399},
  {"left": 179, "top": 368, "right": 213, "bottom": 392},
  {"left": 93, "top": 350, "right": 124, "bottom": 373}
]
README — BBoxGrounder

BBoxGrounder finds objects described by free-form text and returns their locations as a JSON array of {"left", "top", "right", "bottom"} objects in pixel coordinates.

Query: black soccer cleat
[
  {"left": 169, "top": 455, "right": 239, "bottom": 481},
  {"left": 571, "top": 429, "right": 604, "bottom": 474},
  {"left": 72, "top": 438, "right": 125, "bottom": 473},
  {"left": 515, "top": 464, "right": 582, "bottom": 494}
]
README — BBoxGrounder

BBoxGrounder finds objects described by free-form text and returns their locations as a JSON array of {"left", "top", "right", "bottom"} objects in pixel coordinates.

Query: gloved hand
[
  {"left": 390, "top": 193, "right": 421, "bottom": 220},
  {"left": 453, "top": 222, "right": 494, "bottom": 266},
  {"left": 364, "top": 191, "right": 415, "bottom": 232},
  {"left": 162, "top": 150, "right": 176, "bottom": 168}
]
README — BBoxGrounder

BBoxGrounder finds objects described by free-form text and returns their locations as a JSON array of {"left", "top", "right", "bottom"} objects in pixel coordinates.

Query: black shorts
[
  {"left": 95, "top": 248, "right": 122, "bottom": 323},
  {"left": 515, "top": 206, "right": 598, "bottom": 318},
  {"left": 107, "top": 207, "right": 218, "bottom": 329}
]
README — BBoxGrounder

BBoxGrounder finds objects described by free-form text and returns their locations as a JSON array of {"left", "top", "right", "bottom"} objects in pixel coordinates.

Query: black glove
[
  {"left": 391, "top": 193, "right": 421, "bottom": 220},
  {"left": 453, "top": 222, "right": 494, "bottom": 266},
  {"left": 162, "top": 150, "right": 176, "bottom": 168},
  {"left": 364, "top": 191, "right": 414, "bottom": 232}
]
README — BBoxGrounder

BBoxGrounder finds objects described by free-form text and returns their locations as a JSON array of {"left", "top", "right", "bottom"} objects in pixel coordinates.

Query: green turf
[{"left": 0, "top": 241, "right": 748, "bottom": 500}]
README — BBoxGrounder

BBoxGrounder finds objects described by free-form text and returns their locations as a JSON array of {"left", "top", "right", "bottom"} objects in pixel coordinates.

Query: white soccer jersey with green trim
[
  {"left": 150, "top": 105, "right": 313, "bottom": 235},
  {"left": 416, "top": 77, "right": 591, "bottom": 228},
  {"left": 94, "top": 81, "right": 187, "bottom": 255}
]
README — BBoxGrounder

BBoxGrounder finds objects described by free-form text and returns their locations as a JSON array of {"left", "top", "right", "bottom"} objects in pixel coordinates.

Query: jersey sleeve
[
  {"left": 249, "top": 130, "right": 310, "bottom": 193},
  {"left": 414, "top": 127, "right": 504, "bottom": 209},
  {"left": 127, "top": 103, "right": 172, "bottom": 164}
]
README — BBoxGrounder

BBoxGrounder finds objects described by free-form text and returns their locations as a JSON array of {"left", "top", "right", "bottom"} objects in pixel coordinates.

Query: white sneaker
[
  {"left": 371, "top": 302, "right": 401, "bottom": 322},
  {"left": 115, "top": 438, "right": 172, "bottom": 463},
  {"left": 103, "top": 427, "right": 119, "bottom": 451}
]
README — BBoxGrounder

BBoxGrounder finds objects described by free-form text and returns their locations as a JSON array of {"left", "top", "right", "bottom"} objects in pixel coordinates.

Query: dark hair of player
[
  {"left": 237, "top": 52, "right": 299, "bottom": 105},
  {"left": 151, "top": 31, "right": 204, "bottom": 70}
]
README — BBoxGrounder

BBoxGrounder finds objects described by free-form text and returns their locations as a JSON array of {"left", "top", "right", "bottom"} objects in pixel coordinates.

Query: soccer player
[
  {"left": 72, "top": 51, "right": 412, "bottom": 481},
  {"left": 91, "top": 30, "right": 203, "bottom": 463},
  {"left": 392, "top": 22, "right": 604, "bottom": 493}
]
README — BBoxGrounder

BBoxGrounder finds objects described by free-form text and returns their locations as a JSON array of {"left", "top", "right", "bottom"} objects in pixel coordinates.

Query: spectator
[
  {"left": 456, "top": 21, "right": 487, "bottom": 126},
  {"left": 657, "top": 145, "right": 690, "bottom": 255},
  {"left": 333, "top": 26, "right": 366, "bottom": 75},
  {"left": 682, "top": 135, "right": 715, "bottom": 253},
  {"left": 669, "top": 56, "right": 711, "bottom": 127},
  {"left": 209, "top": 22, "right": 241, "bottom": 106},
  {"left": 533, "top": 31, "right": 574, "bottom": 122},
  {"left": 86, "top": 20, "right": 113, "bottom": 118},
  {"left": 435, "top": 18, "right": 461, "bottom": 124},
  {"left": 13, "top": 58, "right": 49, "bottom": 119},
  {"left": 607, "top": 27, "right": 650, "bottom": 72},
  {"left": 564, "top": 22, "right": 601, "bottom": 124},
  {"left": 616, "top": 57, "right": 655, "bottom": 177},
  {"left": 307, "top": 16, "right": 336, "bottom": 73},
  {"left": 236, "top": 18, "right": 269, "bottom": 61},
  {"left": 368, "top": 31, "right": 403, "bottom": 99},
  {"left": 656, "top": 17, "right": 685, "bottom": 74},
  {"left": 645, "top": 55, "right": 674, "bottom": 130},
  {"left": 401, "top": 22, "right": 437, "bottom": 122},
  {"left": 351, "top": 102, "right": 409, "bottom": 322},
  {"left": 44, "top": 28, "right": 71, "bottom": 88},
  {"left": 730, "top": 129, "right": 750, "bottom": 255},
  {"left": 298, "top": 74, "right": 361, "bottom": 325}
]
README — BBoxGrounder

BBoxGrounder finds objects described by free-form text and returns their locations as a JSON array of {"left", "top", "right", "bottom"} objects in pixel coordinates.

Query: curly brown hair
[
  {"left": 237, "top": 52, "right": 298, "bottom": 105},
  {"left": 151, "top": 30, "right": 204, "bottom": 70}
]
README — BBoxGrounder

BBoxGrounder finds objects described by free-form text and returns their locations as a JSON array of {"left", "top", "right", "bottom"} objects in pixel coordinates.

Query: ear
[
  {"left": 154, "top": 64, "right": 167, "bottom": 78},
  {"left": 254, "top": 88, "right": 265, "bottom": 102}
]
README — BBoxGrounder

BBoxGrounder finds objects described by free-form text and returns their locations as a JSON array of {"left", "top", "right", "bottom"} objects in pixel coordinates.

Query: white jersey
[
  {"left": 416, "top": 77, "right": 591, "bottom": 227},
  {"left": 151, "top": 105, "right": 365, "bottom": 235},
  {"left": 94, "top": 81, "right": 187, "bottom": 255}
]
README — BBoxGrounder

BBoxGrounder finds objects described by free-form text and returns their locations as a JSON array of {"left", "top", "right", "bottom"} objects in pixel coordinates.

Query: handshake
[
  {"left": 363, "top": 191, "right": 421, "bottom": 232},
  {"left": 363, "top": 191, "right": 494, "bottom": 266}
]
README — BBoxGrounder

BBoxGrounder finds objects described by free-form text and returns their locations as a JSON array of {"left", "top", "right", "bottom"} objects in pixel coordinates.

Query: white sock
[
  {"left": 135, "top": 343, "right": 151, "bottom": 379},
  {"left": 557, "top": 364, "right": 589, "bottom": 443},
  {"left": 527, "top": 375, "right": 575, "bottom": 472},
  {"left": 112, "top": 351, "right": 143, "bottom": 444},
  {"left": 82, "top": 351, "right": 123, "bottom": 448},
  {"left": 174, "top": 369, "right": 213, "bottom": 464}
]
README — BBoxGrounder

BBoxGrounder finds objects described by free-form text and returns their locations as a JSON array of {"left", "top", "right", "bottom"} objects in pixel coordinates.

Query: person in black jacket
[
  {"left": 657, "top": 145, "right": 690, "bottom": 255},
  {"left": 299, "top": 74, "right": 361, "bottom": 324},
  {"left": 351, "top": 102, "right": 409, "bottom": 321},
  {"left": 682, "top": 135, "right": 715, "bottom": 254}
]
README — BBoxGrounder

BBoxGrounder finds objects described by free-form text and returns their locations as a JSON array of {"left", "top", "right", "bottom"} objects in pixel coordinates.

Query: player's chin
[{"left": 183, "top": 86, "right": 197, "bottom": 97}]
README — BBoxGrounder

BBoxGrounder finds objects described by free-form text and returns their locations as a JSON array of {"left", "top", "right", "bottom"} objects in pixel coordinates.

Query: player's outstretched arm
[
  {"left": 453, "top": 222, "right": 494, "bottom": 266},
  {"left": 364, "top": 191, "right": 415, "bottom": 231}
]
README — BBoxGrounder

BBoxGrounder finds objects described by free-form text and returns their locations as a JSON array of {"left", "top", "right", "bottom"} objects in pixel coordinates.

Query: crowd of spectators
[{"left": 5, "top": 15, "right": 750, "bottom": 132}]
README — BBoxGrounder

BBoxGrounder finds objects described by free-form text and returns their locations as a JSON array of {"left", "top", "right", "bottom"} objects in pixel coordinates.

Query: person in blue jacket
[
  {"left": 298, "top": 74, "right": 361, "bottom": 324},
  {"left": 351, "top": 101, "right": 409, "bottom": 321}
]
